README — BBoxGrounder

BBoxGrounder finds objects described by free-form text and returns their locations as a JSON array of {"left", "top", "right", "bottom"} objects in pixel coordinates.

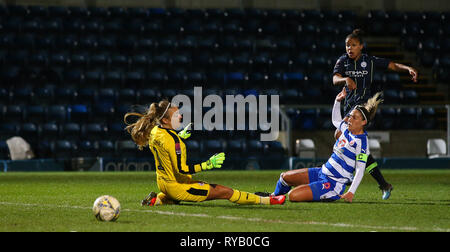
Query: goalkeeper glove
[
  {"left": 201, "top": 152, "right": 225, "bottom": 170},
  {"left": 178, "top": 123, "right": 193, "bottom": 140}
]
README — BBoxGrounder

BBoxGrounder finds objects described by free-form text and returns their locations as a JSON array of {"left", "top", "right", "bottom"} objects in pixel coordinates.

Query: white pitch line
[{"left": 0, "top": 201, "right": 448, "bottom": 232}]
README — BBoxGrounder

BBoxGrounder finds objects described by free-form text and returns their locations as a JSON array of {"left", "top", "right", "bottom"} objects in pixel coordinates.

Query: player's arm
[
  {"left": 332, "top": 87, "right": 346, "bottom": 128},
  {"left": 340, "top": 153, "right": 367, "bottom": 203},
  {"left": 333, "top": 74, "right": 357, "bottom": 90},
  {"left": 387, "top": 62, "right": 418, "bottom": 83},
  {"left": 165, "top": 136, "right": 226, "bottom": 174}
]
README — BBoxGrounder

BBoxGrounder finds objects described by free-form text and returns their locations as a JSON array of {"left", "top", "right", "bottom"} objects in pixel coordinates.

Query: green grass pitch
[{"left": 0, "top": 169, "right": 449, "bottom": 232}]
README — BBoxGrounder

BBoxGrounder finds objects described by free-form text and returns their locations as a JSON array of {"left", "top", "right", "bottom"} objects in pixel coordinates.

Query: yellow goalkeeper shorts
[{"left": 157, "top": 179, "right": 211, "bottom": 202}]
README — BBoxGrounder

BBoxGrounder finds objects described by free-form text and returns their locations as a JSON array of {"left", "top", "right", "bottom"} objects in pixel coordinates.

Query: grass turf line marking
[{"left": 0, "top": 201, "right": 448, "bottom": 232}]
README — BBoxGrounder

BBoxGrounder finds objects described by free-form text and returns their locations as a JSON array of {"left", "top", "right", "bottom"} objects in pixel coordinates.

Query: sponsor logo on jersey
[{"left": 345, "top": 70, "right": 369, "bottom": 77}]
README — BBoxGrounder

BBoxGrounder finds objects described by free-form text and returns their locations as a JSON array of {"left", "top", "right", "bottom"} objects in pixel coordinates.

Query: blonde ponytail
[{"left": 364, "top": 92, "right": 383, "bottom": 122}]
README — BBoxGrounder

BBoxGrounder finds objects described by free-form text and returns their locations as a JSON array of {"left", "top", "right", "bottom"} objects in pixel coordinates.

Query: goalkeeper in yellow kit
[{"left": 124, "top": 100, "right": 285, "bottom": 206}]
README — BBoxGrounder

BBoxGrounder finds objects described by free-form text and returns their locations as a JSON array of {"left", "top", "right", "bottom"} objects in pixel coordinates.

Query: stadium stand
[{"left": 0, "top": 4, "right": 448, "bottom": 164}]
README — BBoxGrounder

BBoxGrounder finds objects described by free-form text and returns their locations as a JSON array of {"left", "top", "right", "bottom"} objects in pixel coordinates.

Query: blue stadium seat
[
  {"left": 50, "top": 51, "right": 70, "bottom": 66},
  {"left": 98, "top": 140, "right": 115, "bottom": 158},
  {"left": 263, "top": 141, "right": 285, "bottom": 159},
  {"left": 54, "top": 87, "right": 76, "bottom": 105},
  {"left": 11, "top": 87, "right": 32, "bottom": 105},
  {"left": 68, "top": 6, "right": 90, "bottom": 17},
  {"left": 55, "top": 34, "right": 79, "bottom": 50},
  {"left": 1, "top": 66, "right": 21, "bottom": 84},
  {"left": 61, "top": 123, "right": 81, "bottom": 141},
  {"left": 103, "top": 70, "right": 123, "bottom": 88},
  {"left": 402, "top": 90, "right": 419, "bottom": 104},
  {"left": 244, "top": 140, "right": 263, "bottom": 159},
  {"left": 226, "top": 72, "right": 246, "bottom": 88},
  {"left": 138, "top": 89, "right": 160, "bottom": 104},
  {"left": 201, "top": 139, "right": 225, "bottom": 158},
  {"left": 109, "top": 122, "right": 128, "bottom": 140},
  {"left": 5, "top": 105, "right": 23, "bottom": 122},
  {"left": 29, "top": 50, "right": 49, "bottom": 66},
  {"left": 143, "top": 20, "right": 162, "bottom": 34},
  {"left": 104, "top": 5, "right": 124, "bottom": 17},
  {"left": 47, "top": 105, "right": 67, "bottom": 123},
  {"left": 130, "top": 53, "right": 150, "bottom": 67},
  {"left": 97, "top": 88, "right": 116, "bottom": 105},
  {"left": 383, "top": 89, "right": 401, "bottom": 104},
  {"left": 19, "top": 123, "right": 39, "bottom": 144},
  {"left": 51, "top": 140, "right": 74, "bottom": 159},
  {"left": 280, "top": 89, "right": 300, "bottom": 104},
  {"left": 110, "top": 53, "right": 129, "bottom": 68},
  {"left": 127, "top": 7, "right": 149, "bottom": 18},
  {"left": 77, "top": 140, "right": 98, "bottom": 158},
  {"left": 48, "top": 6, "right": 70, "bottom": 17},
  {"left": 116, "top": 140, "right": 138, "bottom": 158},
  {"left": 82, "top": 123, "right": 107, "bottom": 141},
  {"left": 297, "top": 108, "right": 318, "bottom": 130},
  {"left": 76, "top": 88, "right": 97, "bottom": 105},
  {"left": 184, "top": 140, "right": 201, "bottom": 161},
  {"left": 9, "top": 49, "right": 29, "bottom": 65},
  {"left": 147, "top": 71, "right": 167, "bottom": 86},
  {"left": 92, "top": 103, "right": 115, "bottom": 123},
  {"left": 379, "top": 108, "right": 397, "bottom": 130},
  {"left": 69, "top": 104, "right": 90, "bottom": 123},
  {"left": 33, "top": 87, "right": 54, "bottom": 105},
  {"left": 206, "top": 71, "right": 226, "bottom": 88},
  {"left": 167, "top": 70, "right": 187, "bottom": 88},
  {"left": 90, "top": 52, "right": 109, "bottom": 66},
  {"left": 28, "top": 5, "right": 49, "bottom": 17},
  {"left": 283, "top": 72, "right": 305, "bottom": 87},
  {"left": 398, "top": 108, "right": 418, "bottom": 129},
  {"left": 137, "top": 38, "right": 155, "bottom": 51},
  {"left": 25, "top": 105, "right": 46, "bottom": 124},
  {"left": 40, "top": 123, "right": 59, "bottom": 141},
  {"left": 0, "top": 88, "right": 10, "bottom": 105},
  {"left": 0, "top": 123, "right": 19, "bottom": 139},
  {"left": 318, "top": 108, "right": 333, "bottom": 130},
  {"left": 117, "top": 89, "right": 136, "bottom": 105},
  {"left": 419, "top": 107, "right": 437, "bottom": 129}
]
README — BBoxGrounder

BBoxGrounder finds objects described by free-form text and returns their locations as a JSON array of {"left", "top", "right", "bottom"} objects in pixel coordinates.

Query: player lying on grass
[
  {"left": 124, "top": 100, "right": 286, "bottom": 206},
  {"left": 258, "top": 88, "right": 382, "bottom": 203},
  {"left": 332, "top": 29, "right": 418, "bottom": 199}
]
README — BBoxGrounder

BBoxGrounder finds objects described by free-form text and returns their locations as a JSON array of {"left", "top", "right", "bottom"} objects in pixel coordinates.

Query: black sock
[
  {"left": 366, "top": 155, "right": 389, "bottom": 189},
  {"left": 369, "top": 166, "right": 389, "bottom": 189}
]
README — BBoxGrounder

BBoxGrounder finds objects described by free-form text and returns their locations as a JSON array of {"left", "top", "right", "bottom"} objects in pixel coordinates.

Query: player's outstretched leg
[
  {"left": 209, "top": 184, "right": 285, "bottom": 205},
  {"left": 366, "top": 155, "right": 393, "bottom": 200}
]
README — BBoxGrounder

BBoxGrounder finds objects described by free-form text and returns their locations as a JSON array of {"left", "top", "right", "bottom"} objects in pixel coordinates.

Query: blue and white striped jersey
[{"left": 321, "top": 121, "right": 370, "bottom": 184}]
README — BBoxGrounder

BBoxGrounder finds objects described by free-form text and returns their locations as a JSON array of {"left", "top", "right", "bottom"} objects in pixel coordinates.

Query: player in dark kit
[{"left": 333, "top": 29, "right": 419, "bottom": 200}]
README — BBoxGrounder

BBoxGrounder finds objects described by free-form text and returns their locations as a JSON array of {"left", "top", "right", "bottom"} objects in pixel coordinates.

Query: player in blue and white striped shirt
[{"left": 263, "top": 88, "right": 382, "bottom": 203}]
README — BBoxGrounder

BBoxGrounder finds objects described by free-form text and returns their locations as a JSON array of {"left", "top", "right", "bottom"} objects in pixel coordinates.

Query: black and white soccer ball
[{"left": 92, "top": 195, "right": 121, "bottom": 222}]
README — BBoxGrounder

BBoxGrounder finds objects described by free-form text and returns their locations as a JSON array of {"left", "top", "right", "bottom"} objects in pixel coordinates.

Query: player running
[
  {"left": 124, "top": 100, "right": 286, "bottom": 206},
  {"left": 332, "top": 29, "right": 419, "bottom": 200},
  {"left": 259, "top": 88, "right": 382, "bottom": 203}
]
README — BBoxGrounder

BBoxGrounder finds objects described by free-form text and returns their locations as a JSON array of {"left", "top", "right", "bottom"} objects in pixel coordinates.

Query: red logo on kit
[
  {"left": 337, "top": 139, "right": 347, "bottom": 148},
  {"left": 322, "top": 182, "right": 331, "bottom": 190},
  {"left": 175, "top": 143, "right": 181, "bottom": 155}
]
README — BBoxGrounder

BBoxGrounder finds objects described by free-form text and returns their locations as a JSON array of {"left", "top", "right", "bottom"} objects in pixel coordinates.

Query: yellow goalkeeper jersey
[{"left": 149, "top": 125, "right": 202, "bottom": 183}]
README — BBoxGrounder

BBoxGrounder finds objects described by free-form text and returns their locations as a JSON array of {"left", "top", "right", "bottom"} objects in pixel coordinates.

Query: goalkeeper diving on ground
[{"left": 124, "top": 100, "right": 286, "bottom": 206}]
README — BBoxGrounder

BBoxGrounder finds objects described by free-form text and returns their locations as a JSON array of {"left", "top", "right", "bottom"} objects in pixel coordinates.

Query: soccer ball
[{"left": 92, "top": 195, "right": 121, "bottom": 222}]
